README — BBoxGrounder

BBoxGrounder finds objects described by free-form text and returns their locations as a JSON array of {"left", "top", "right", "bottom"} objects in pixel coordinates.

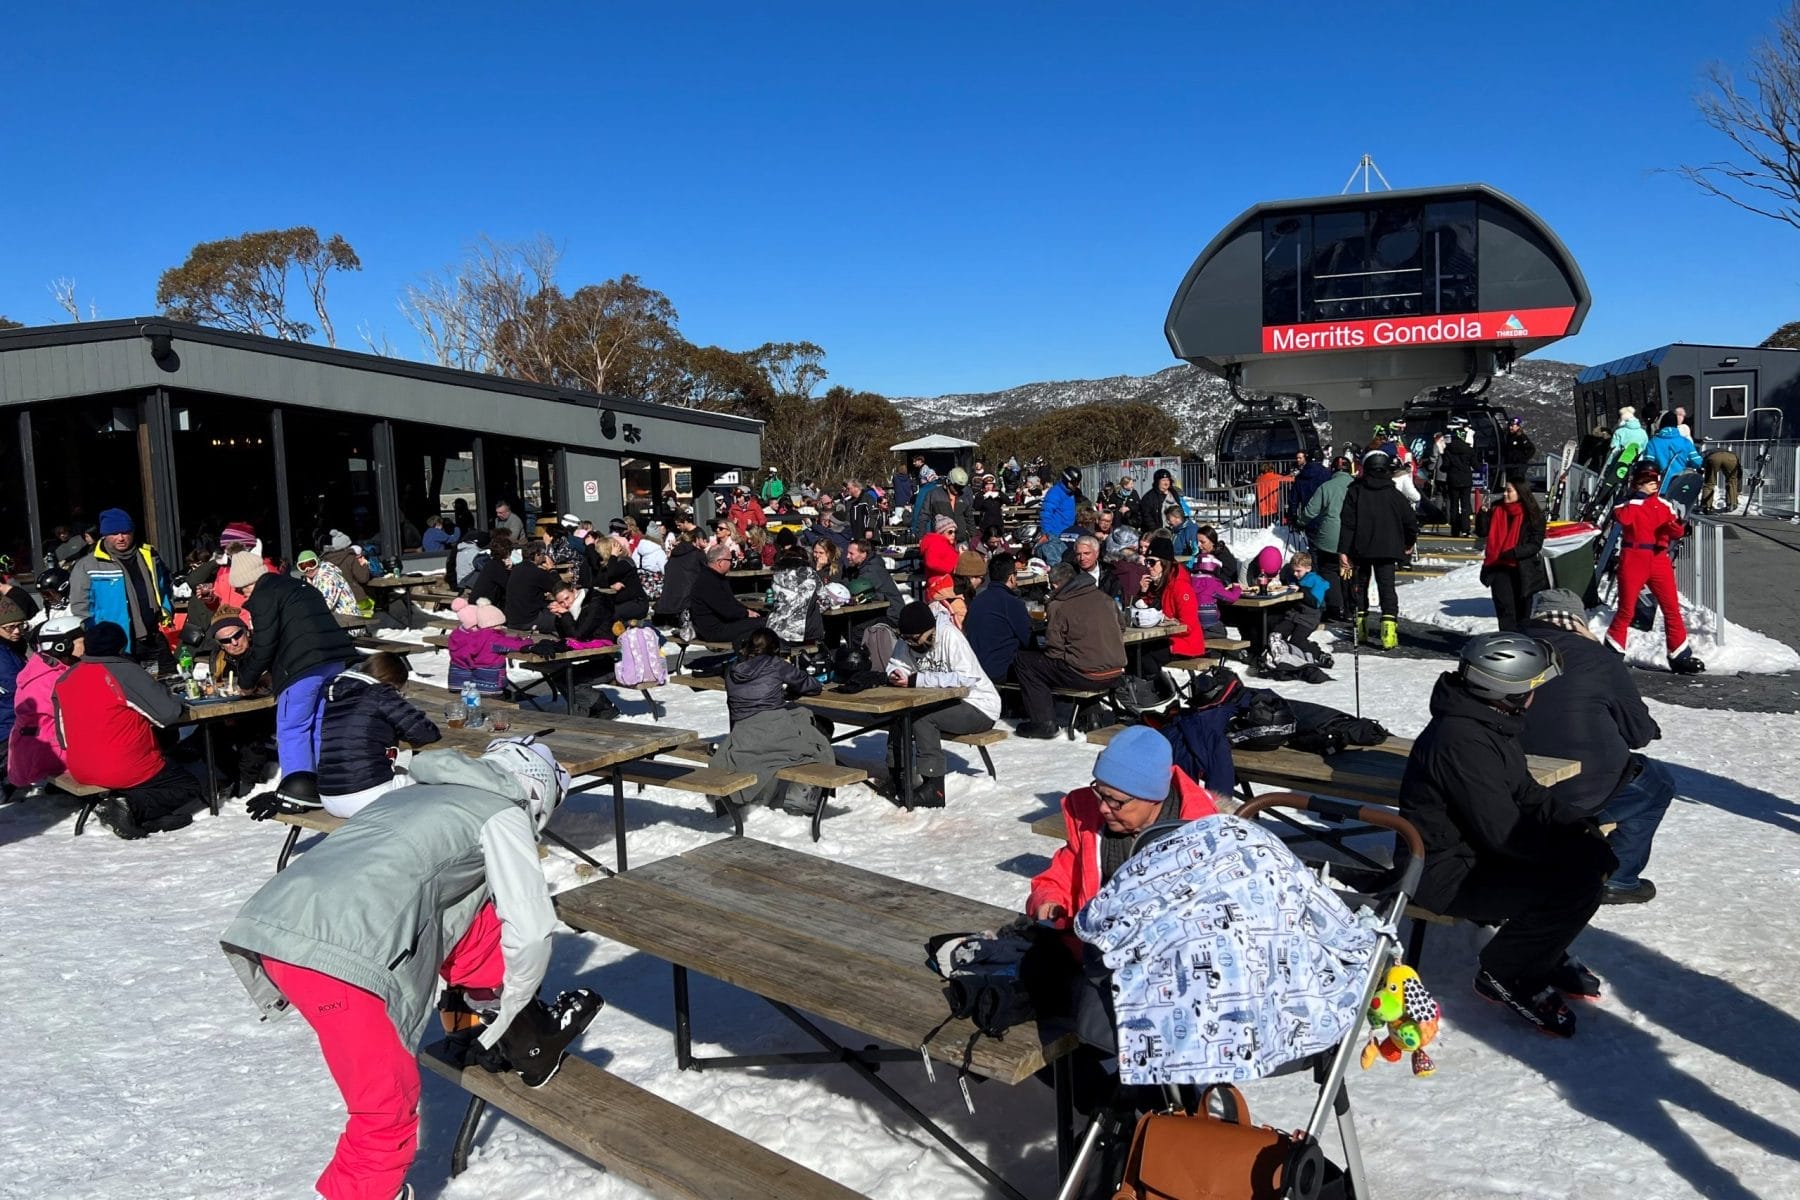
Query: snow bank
[
  {"left": 1399, "top": 564, "right": 1800, "bottom": 674},
  {"left": 4, "top": 649, "right": 1799, "bottom": 1199}
]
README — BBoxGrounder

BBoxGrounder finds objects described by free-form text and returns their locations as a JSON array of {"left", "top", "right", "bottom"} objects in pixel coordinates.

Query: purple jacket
[{"left": 448, "top": 627, "right": 532, "bottom": 671}]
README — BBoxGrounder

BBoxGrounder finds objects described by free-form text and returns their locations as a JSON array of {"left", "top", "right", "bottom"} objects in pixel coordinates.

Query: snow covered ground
[{"left": 4, "top": 624, "right": 1799, "bottom": 1200}]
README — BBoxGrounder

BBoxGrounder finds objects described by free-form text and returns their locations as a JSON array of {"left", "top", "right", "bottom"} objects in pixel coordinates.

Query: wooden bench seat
[
  {"left": 419, "top": 1042, "right": 861, "bottom": 1199},
  {"left": 945, "top": 727, "right": 1007, "bottom": 779},
  {"left": 1084, "top": 724, "right": 1126, "bottom": 747},
  {"left": 52, "top": 773, "right": 110, "bottom": 836},
  {"left": 1164, "top": 656, "right": 1221, "bottom": 672},
  {"left": 1205, "top": 637, "right": 1252, "bottom": 657},
  {"left": 997, "top": 682, "right": 1111, "bottom": 739},
  {"left": 655, "top": 742, "right": 864, "bottom": 841},
  {"left": 618, "top": 760, "right": 759, "bottom": 839},
  {"left": 361, "top": 638, "right": 439, "bottom": 657}
]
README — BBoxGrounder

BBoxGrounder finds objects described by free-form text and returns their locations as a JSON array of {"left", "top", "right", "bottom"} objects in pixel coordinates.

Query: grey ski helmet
[
  {"left": 947, "top": 467, "right": 970, "bottom": 488},
  {"left": 36, "top": 614, "right": 83, "bottom": 661},
  {"left": 1457, "top": 632, "right": 1562, "bottom": 706}
]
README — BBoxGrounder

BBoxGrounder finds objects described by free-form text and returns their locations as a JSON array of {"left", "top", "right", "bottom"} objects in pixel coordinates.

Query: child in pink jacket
[
  {"left": 447, "top": 600, "right": 531, "bottom": 695},
  {"left": 7, "top": 617, "right": 82, "bottom": 788},
  {"left": 1191, "top": 554, "right": 1243, "bottom": 639}
]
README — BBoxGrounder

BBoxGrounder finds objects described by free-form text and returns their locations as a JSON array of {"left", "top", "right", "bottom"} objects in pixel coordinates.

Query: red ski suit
[{"left": 1606, "top": 492, "right": 1688, "bottom": 656}]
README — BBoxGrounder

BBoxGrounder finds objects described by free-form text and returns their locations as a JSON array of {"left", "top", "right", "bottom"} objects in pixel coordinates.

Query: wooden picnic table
[
  {"left": 1218, "top": 587, "right": 1302, "bottom": 654},
  {"left": 364, "top": 573, "right": 455, "bottom": 627},
  {"left": 1231, "top": 735, "right": 1579, "bottom": 804},
  {"left": 556, "top": 837, "right": 1078, "bottom": 1197},
  {"left": 676, "top": 674, "right": 967, "bottom": 810},
  {"left": 174, "top": 690, "right": 276, "bottom": 815}
]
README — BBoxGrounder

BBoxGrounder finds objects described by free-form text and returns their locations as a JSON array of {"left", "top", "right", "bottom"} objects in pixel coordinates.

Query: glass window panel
[{"left": 1261, "top": 216, "right": 1308, "bottom": 325}]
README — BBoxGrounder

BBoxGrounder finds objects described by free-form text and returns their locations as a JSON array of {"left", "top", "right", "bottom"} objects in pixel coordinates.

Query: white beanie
[
  {"left": 227, "top": 551, "right": 267, "bottom": 590},
  {"left": 1618, "top": 406, "right": 1636, "bottom": 421},
  {"left": 327, "top": 529, "right": 352, "bottom": 552}
]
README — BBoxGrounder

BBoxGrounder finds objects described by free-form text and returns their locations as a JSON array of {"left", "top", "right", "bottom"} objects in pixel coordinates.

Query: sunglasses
[
  {"left": 220, "top": 631, "right": 249, "bottom": 644},
  {"left": 0, "top": 621, "right": 26, "bottom": 634}
]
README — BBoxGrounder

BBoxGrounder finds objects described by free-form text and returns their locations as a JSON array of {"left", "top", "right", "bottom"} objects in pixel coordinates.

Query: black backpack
[{"left": 1227, "top": 689, "right": 1297, "bottom": 750}]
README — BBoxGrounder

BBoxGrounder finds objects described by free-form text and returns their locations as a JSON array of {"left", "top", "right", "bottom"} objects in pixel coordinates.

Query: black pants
[
  {"left": 1013, "top": 651, "right": 1113, "bottom": 726},
  {"left": 1350, "top": 558, "right": 1399, "bottom": 618},
  {"left": 1488, "top": 571, "right": 1536, "bottom": 632},
  {"left": 1135, "top": 643, "right": 1171, "bottom": 680},
  {"left": 887, "top": 700, "right": 993, "bottom": 780},
  {"left": 1447, "top": 485, "right": 1472, "bottom": 537},
  {"left": 125, "top": 761, "right": 205, "bottom": 824},
  {"left": 1311, "top": 541, "right": 1343, "bottom": 618},
  {"left": 1443, "top": 860, "right": 1604, "bottom": 987}
]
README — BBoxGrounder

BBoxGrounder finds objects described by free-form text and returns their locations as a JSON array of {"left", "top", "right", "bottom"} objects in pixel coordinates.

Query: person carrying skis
[
  {"left": 1605, "top": 461, "right": 1704, "bottom": 674},
  {"left": 1338, "top": 449, "right": 1418, "bottom": 650},
  {"left": 221, "top": 737, "right": 602, "bottom": 1200},
  {"left": 1644, "top": 412, "right": 1702, "bottom": 482}
]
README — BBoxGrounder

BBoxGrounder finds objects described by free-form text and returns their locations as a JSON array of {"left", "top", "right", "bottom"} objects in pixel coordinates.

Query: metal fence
[{"left": 1705, "top": 438, "right": 1800, "bottom": 519}]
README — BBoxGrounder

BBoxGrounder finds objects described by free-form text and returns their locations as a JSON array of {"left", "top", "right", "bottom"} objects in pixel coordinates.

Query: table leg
[
  {"left": 672, "top": 964, "right": 694, "bottom": 1069},
  {"left": 201, "top": 723, "right": 221, "bottom": 816},
  {"left": 449, "top": 1094, "right": 488, "bottom": 1176},
  {"left": 899, "top": 709, "right": 916, "bottom": 812},
  {"left": 611, "top": 763, "right": 627, "bottom": 873},
  {"left": 566, "top": 663, "right": 578, "bottom": 715},
  {"left": 1055, "top": 1054, "right": 1076, "bottom": 1177}
]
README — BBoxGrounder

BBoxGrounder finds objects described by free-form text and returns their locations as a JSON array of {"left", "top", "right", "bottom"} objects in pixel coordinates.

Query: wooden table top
[
  {"left": 1232, "top": 735, "right": 1580, "bottom": 802},
  {"left": 676, "top": 673, "right": 968, "bottom": 716},
  {"left": 177, "top": 692, "right": 276, "bottom": 721},
  {"left": 1028, "top": 610, "right": 1184, "bottom": 645},
  {"left": 556, "top": 838, "right": 1074, "bottom": 1084},
  {"left": 1220, "top": 590, "right": 1301, "bottom": 609},
  {"left": 364, "top": 574, "right": 447, "bottom": 591},
  {"left": 428, "top": 720, "right": 695, "bottom": 776},
  {"left": 333, "top": 612, "right": 377, "bottom": 629}
]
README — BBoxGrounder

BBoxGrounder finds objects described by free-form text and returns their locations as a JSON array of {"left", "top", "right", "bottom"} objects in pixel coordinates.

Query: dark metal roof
[
  {"left": 1575, "top": 345, "right": 1672, "bottom": 384},
  {"left": 0, "top": 317, "right": 763, "bottom": 434}
]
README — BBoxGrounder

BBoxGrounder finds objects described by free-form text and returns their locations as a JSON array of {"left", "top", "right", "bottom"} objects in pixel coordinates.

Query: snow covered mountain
[{"left": 892, "top": 356, "right": 1584, "bottom": 454}]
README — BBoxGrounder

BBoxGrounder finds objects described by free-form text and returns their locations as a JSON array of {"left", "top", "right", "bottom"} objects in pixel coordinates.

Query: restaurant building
[{"left": 0, "top": 318, "right": 762, "bottom": 565}]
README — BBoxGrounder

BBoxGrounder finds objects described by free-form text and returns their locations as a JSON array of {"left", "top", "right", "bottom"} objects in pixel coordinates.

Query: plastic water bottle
[
  {"left": 460, "top": 680, "right": 481, "bottom": 727},
  {"left": 177, "top": 645, "right": 194, "bottom": 679}
]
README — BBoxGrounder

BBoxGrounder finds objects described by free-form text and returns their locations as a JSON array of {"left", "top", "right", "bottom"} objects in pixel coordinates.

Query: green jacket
[
  {"left": 1300, "top": 470, "right": 1354, "bottom": 553},
  {"left": 220, "top": 751, "right": 558, "bottom": 1047},
  {"left": 760, "top": 476, "right": 786, "bottom": 502}
]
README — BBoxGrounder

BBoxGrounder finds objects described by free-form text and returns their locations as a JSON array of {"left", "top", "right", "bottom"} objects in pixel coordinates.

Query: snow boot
[
  {"left": 1380, "top": 615, "right": 1398, "bottom": 651},
  {"left": 1669, "top": 648, "right": 1706, "bottom": 675},
  {"left": 780, "top": 783, "right": 824, "bottom": 818},
  {"left": 1601, "top": 878, "right": 1657, "bottom": 905},
  {"left": 1474, "top": 970, "right": 1577, "bottom": 1037},
  {"left": 141, "top": 810, "right": 194, "bottom": 834},
  {"left": 915, "top": 775, "right": 947, "bottom": 809},
  {"left": 99, "top": 796, "right": 146, "bottom": 840},
  {"left": 492, "top": 988, "right": 604, "bottom": 1087},
  {"left": 1015, "top": 720, "right": 1059, "bottom": 740},
  {"left": 275, "top": 771, "right": 323, "bottom": 808},
  {"left": 1548, "top": 956, "right": 1602, "bottom": 1000}
]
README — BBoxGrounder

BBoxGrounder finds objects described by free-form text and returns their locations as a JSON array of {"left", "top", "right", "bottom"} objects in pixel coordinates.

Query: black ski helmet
[
  {"left": 1061, "top": 466, "right": 1082, "bottom": 488},
  {"left": 1361, "top": 449, "right": 1393, "bottom": 476},
  {"left": 1629, "top": 460, "right": 1663, "bottom": 487},
  {"left": 36, "top": 566, "right": 70, "bottom": 599}
]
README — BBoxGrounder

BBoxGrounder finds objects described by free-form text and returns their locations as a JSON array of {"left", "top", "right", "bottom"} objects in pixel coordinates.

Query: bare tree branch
[{"left": 1677, "top": 5, "right": 1800, "bottom": 228}]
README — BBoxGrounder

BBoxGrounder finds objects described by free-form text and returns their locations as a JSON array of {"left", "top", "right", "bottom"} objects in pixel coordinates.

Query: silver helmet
[{"left": 1458, "top": 632, "right": 1562, "bottom": 706}]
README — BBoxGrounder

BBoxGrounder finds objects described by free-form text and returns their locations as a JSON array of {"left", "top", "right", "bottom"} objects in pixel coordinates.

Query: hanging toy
[{"left": 1360, "top": 964, "right": 1441, "bottom": 1077}]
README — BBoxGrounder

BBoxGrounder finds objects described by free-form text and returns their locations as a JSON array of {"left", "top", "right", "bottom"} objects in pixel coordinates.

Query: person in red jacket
[
  {"left": 1607, "top": 462, "right": 1705, "bottom": 675},
  {"left": 726, "top": 487, "right": 767, "bottom": 537},
  {"left": 1130, "top": 539, "right": 1206, "bottom": 681},
  {"left": 52, "top": 621, "right": 203, "bottom": 838},
  {"left": 1027, "top": 726, "right": 1220, "bottom": 929}
]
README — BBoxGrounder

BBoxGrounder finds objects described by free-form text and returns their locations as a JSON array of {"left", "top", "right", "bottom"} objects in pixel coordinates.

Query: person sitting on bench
[
  {"left": 1012, "top": 562, "right": 1126, "bottom": 740},
  {"left": 1518, "top": 589, "right": 1671, "bottom": 906},
  {"left": 305, "top": 651, "right": 441, "bottom": 820},
  {"left": 714, "top": 629, "right": 834, "bottom": 816},
  {"left": 687, "top": 544, "right": 766, "bottom": 646},
  {"left": 882, "top": 601, "right": 1000, "bottom": 807},
  {"left": 1399, "top": 631, "right": 1612, "bottom": 1038},
  {"left": 52, "top": 621, "right": 202, "bottom": 839},
  {"left": 221, "top": 738, "right": 602, "bottom": 1200}
]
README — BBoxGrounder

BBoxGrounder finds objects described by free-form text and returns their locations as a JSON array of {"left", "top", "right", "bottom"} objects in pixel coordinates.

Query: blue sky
[{"left": 1, "top": 3, "right": 1794, "bottom": 396}]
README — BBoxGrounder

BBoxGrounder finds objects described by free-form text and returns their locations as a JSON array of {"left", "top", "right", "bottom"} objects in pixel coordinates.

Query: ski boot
[
  {"left": 1380, "top": 615, "right": 1399, "bottom": 651},
  {"left": 1353, "top": 611, "right": 1369, "bottom": 646},
  {"left": 1669, "top": 648, "right": 1706, "bottom": 675},
  {"left": 493, "top": 989, "right": 604, "bottom": 1086}
]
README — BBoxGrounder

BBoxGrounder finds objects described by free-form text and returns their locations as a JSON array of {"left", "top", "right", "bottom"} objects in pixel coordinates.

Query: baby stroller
[{"left": 1055, "top": 792, "right": 1426, "bottom": 1200}]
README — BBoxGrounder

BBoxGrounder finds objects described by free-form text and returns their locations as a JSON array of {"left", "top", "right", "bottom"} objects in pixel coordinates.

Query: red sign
[{"left": 1261, "top": 307, "right": 1576, "bottom": 354}]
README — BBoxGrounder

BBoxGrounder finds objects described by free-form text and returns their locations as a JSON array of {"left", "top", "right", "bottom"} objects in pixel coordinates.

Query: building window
[
  {"left": 1710, "top": 384, "right": 1748, "bottom": 419},
  {"left": 1667, "top": 375, "right": 1695, "bottom": 415}
]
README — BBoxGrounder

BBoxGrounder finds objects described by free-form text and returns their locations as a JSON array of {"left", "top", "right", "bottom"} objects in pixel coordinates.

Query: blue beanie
[
  {"left": 98, "top": 508, "right": 134, "bottom": 537},
  {"left": 1093, "top": 726, "right": 1173, "bottom": 802}
]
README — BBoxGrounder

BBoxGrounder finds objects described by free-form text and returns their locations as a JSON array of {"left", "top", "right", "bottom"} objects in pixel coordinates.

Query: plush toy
[{"left": 1360, "top": 964, "right": 1440, "bottom": 1076}]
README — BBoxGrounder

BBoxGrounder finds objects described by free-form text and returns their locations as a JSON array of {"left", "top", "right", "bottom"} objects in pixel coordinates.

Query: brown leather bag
[{"left": 1111, "top": 1083, "right": 1299, "bottom": 1200}]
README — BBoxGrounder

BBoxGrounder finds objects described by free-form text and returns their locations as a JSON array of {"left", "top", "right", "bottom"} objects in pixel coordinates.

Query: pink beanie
[
  {"left": 457, "top": 606, "right": 481, "bottom": 630},
  {"left": 475, "top": 603, "right": 508, "bottom": 630},
  {"left": 1253, "top": 546, "right": 1283, "bottom": 577}
]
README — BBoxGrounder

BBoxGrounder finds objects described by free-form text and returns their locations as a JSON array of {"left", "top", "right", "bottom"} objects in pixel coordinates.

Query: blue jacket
[
  {"left": 1165, "top": 520, "right": 1200, "bottom": 565},
  {"left": 1645, "top": 428, "right": 1702, "bottom": 478},
  {"left": 0, "top": 641, "right": 24, "bottom": 742},
  {"left": 1159, "top": 703, "right": 1237, "bottom": 796},
  {"left": 68, "top": 541, "right": 174, "bottom": 654},
  {"left": 892, "top": 471, "right": 917, "bottom": 508},
  {"left": 965, "top": 584, "right": 1034, "bottom": 683},
  {"left": 421, "top": 526, "right": 459, "bottom": 553},
  {"left": 1296, "top": 570, "right": 1330, "bottom": 610},
  {"left": 1041, "top": 482, "right": 1078, "bottom": 539},
  {"left": 1288, "top": 462, "right": 1332, "bottom": 517}
]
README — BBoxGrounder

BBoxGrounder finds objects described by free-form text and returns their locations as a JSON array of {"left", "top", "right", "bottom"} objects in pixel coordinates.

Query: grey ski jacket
[{"left": 220, "top": 750, "right": 559, "bottom": 1048}]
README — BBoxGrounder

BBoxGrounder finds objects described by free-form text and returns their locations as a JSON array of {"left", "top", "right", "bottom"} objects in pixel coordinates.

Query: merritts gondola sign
[{"left": 1262, "top": 306, "right": 1576, "bottom": 354}]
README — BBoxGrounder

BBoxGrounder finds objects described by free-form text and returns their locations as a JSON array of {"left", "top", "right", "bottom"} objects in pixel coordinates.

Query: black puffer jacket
[
  {"left": 470, "top": 554, "right": 509, "bottom": 606},
  {"left": 1399, "top": 673, "right": 1611, "bottom": 912},
  {"left": 504, "top": 561, "right": 560, "bottom": 631},
  {"left": 597, "top": 554, "right": 647, "bottom": 609},
  {"left": 317, "top": 670, "right": 441, "bottom": 796},
  {"left": 554, "top": 589, "right": 613, "bottom": 642},
  {"left": 724, "top": 653, "right": 820, "bottom": 726},
  {"left": 1441, "top": 439, "right": 1477, "bottom": 490},
  {"left": 653, "top": 542, "right": 703, "bottom": 618},
  {"left": 1519, "top": 622, "right": 1661, "bottom": 817},
  {"left": 237, "top": 572, "right": 360, "bottom": 694},
  {"left": 687, "top": 564, "right": 758, "bottom": 641},
  {"left": 1338, "top": 471, "right": 1419, "bottom": 561}
]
